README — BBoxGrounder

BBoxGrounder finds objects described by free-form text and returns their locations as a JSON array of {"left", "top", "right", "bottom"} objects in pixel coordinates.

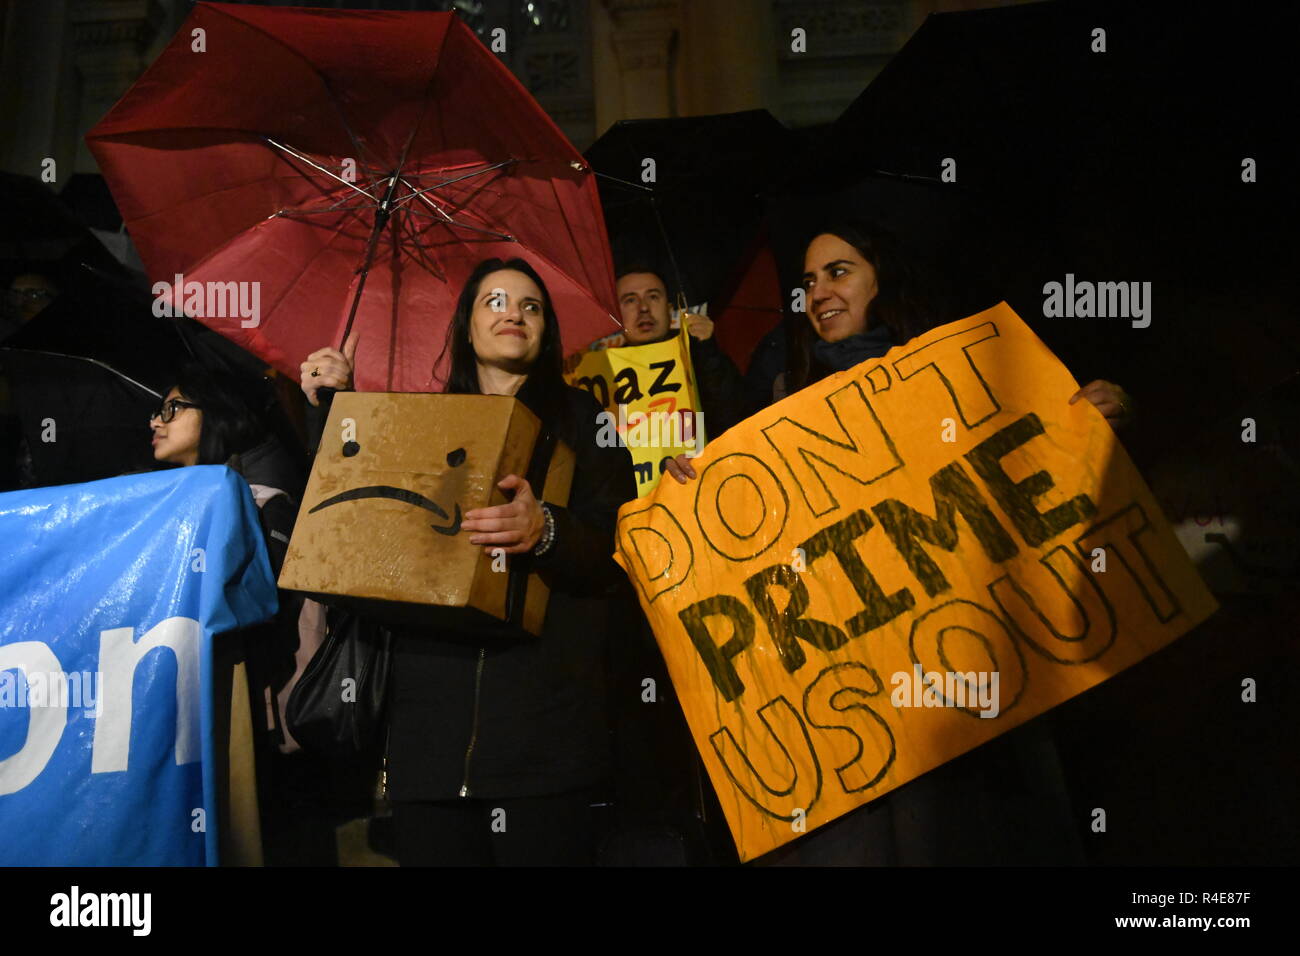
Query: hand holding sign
[
  {"left": 613, "top": 303, "right": 1214, "bottom": 862},
  {"left": 683, "top": 312, "right": 715, "bottom": 341},
  {"left": 1070, "top": 378, "right": 1132, "bottom": 428},
  {"left": 663, "top": 453, "right": 697, "bottom": 484}
]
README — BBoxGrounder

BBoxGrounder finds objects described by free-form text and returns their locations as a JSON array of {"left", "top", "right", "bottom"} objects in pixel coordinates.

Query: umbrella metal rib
[
  {"left": 396, "top": 163, "right": 517, "bottom": 240},
  {"left": 275, "top": 201, "right": 382, "bottom": 216},
  {"left": 327, "top": 71, "right": 434, "bottom": 350},
  {"left": 265, "top": 137, "right": 380, "bottom": 205},
  {"left": 591, "top": 170, "right": 688, "bottom": 301},
  {"left": 270, "top": 98, "right": 429, "bottom": 350},
  {"left": 403, "top": 201, "right": 512, "bottom": 243},
  {"left": 392, "top": 160, "right": 517, "bottom": 206},
  {"left": 394, "top": 212, "right": 449, "bottom": 282},
  {"left": 266, "top": 137, "right": 517, "bottom": 245},
  {"left": 400, "top": 178, "right": 458, "bottom": 226},
  {"left": 0, "top": 348, "right": 163, "bottom": 399},
  {"left": 592, "top": 170, "right": 653, "bottom": 193}
]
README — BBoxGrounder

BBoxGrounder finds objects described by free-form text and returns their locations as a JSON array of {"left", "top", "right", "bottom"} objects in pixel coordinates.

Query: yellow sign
[
  {"left": 567, "top": 323, "right": 707, "bottom": 495},
  {"left": 613, "top": 303, "right": 1217, "bottom": 862}
]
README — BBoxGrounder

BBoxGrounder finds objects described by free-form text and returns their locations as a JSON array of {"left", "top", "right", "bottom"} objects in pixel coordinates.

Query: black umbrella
[
  {"left": 1, "top": 170, "right": 307, "bottom": 491},
  {"left": 0, "top": 348, "right": 160, "bottom": 489},
  {"left": 3, "top": 262, "right": 182, "bottom": 390},
  {"left": 586, "top": 110, "right": 798, "bottom": 306},
  {"left": 762, "top": 160, "right": 1036, "bottom": 324},
  {"left": 0, "top": 173, "right": 92, "bottom": 262},
  {"left": 59, "top": 173, "right": 124, "bottom": 233},
  {"left": 2, "top": 259, "right": 307, "bottom": 489},
  {"left": 734, "top": 155, "right": 1041, "bottom": 414},
  {"left": 823, "top": 0, "right": 1297, "bottom": 423},
  {"left": 2, "top": 169, "right": 145, "bottom": 342}
]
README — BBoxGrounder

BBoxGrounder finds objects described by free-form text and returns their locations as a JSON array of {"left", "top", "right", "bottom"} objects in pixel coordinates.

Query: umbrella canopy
[
  {"left": 763, "top": 160, "right": 1026, "bottom": 323},
  {"left": 86, "top": 2, "right": 620, "bottom": 392},
  {"left": 3, "top": 261, "right": 274, "bottom": 395},
  {"left": 0, "top": 173, "right": 92, "bottom": 263},
  {"left": 1, "top": 172, "right": 147, "bottom": 342},
  {"left": 586, "top": 110, "right": 797, "bottom": 307},
  {"left": 709, "top": 227, "right": 784, "bottom": 376},
  {"left": 58, "top": 174, "right": 124, "bottom": 233},
  {"left": 0, "top": 349, "right": 160, "bottom": 488},
  {"left": 2, "top": 263, "right": 180, "bottom": 392},
  {"left": 3, "top": 256, "right": 309, "bottom": 481}
]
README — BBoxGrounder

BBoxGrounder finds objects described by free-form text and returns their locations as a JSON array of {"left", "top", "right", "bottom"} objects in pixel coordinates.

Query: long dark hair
[
  {"left": 437, "top": 257, "right": 572, "bottom": 437},
  {"left": 169, "top": 363, "right": 267, "bottom": 465},
  {"left": 787, "top": 220, "right": 944, "bottom": 393}
]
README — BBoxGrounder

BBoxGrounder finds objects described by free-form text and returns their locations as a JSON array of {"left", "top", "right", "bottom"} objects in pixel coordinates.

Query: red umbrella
[
  {"left": 86, "top": 2, "right": 619, "bottom": 392},
  {"left": 710, "top": 227, "right": 784, "bottom": 375}
]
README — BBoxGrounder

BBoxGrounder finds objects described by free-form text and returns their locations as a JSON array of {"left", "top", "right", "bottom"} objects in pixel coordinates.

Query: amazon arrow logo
[
  {"left": 307, "top": 445, "right": 468, "bottom": 535},
  {"left": 308, "top": 485, "right": 462, "bottom": 535}
]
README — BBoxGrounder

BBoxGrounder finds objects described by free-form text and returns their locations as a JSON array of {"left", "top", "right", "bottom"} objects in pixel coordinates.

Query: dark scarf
[{"left": 812, "top": 324, "right": 897, "bottom": 373}]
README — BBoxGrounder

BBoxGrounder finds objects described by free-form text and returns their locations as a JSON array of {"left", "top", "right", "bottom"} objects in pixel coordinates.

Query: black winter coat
[
  {"left": 386, "top": 385, "right": 636, "bottom": 801},
  {"left": 689, "top": 335, "right": 750, "bottom": 438}
]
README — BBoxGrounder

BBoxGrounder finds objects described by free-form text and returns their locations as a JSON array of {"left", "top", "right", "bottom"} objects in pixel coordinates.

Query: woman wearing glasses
[
  {"left": 300, "top": 257, "right": 636, "bottom": 867},
  {"left": 148, "top": 393, "right": 202, "bottom": 464},
  {"left": 149, "top": 365, "right": 341, "bottom": 864},
  {"left": 149, "top": 366, "right": 303, "bottom": 569}
]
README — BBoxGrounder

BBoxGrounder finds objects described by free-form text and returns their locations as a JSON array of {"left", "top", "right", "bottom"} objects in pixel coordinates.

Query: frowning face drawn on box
[
  {"left": 308, "top": 444, "right": 469, "bottom": 535},
  {"left": 280, "top": 392, "right": 567, "bottom": 628}
]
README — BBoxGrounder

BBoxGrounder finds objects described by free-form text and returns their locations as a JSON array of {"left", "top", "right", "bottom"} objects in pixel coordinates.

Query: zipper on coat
[{"left": 459, "top": 647, "right": 486, "bottom": 798}]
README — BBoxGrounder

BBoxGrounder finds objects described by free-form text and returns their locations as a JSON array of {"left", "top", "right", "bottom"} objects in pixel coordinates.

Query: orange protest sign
[{"left": 613, "top": 303, "right": 1218, "bottom": 862}]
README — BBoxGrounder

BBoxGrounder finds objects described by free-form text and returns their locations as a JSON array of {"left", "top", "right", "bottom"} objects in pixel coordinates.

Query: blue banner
[{"left": 0, "top": 466, "right": 278, "bottom": 865}]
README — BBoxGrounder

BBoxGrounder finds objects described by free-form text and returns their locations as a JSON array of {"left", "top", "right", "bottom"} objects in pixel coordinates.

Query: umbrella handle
[{"left": 337, "top": 173, "right": 401, "bottom": 349}]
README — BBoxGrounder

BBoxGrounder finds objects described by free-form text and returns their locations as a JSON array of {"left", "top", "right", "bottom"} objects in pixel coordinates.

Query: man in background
[{"left": 615, "top": 263, "right": 749, "bottom": 437}]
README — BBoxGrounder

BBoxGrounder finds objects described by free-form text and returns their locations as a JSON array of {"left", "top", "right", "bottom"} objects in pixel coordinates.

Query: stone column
[
  {"left": 0, "top": 0, "right": 72, "bottom": 177},
  {"left": 593, "top": 0, "right": 681, "bottom": 134},
  {"left": 676, "top": 0, "right": 775, "bottom": 118},
  {"left": 69, "top": 0, "right": 165, "bottom": 173}
]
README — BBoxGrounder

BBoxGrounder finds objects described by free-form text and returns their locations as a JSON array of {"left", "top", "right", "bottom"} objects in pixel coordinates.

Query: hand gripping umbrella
[{"left": 86, "top": 2, "right": 621, "bottom": 392}]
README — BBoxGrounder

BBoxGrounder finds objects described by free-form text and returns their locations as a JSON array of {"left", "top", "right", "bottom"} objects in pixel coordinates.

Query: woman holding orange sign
[{"left": 662, "top": 220, "right": 1129, "bottom": 865}]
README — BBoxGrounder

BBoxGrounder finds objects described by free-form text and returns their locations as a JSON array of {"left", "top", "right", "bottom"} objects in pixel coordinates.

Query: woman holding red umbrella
[{"left": 301, "top": 257, "right": 636, "bottom": 866}]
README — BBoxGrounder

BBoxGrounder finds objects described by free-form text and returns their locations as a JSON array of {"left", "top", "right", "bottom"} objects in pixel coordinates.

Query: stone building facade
[{"left": 1, "top": 0, "right": 1034, "bottom": 180}]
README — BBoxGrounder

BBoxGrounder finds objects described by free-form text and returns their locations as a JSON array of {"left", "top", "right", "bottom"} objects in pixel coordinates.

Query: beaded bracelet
[{"left": 533, "top": 503, "right": 557, "bottom": 557}]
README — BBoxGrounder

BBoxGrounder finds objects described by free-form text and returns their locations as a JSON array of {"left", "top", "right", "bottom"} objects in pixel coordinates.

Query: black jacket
[
  {"left": 689, "top": 335, "right": 750, "bottom": 438},
  {"left": 387, "top": 385, "right": 636, "bottom": 801}
]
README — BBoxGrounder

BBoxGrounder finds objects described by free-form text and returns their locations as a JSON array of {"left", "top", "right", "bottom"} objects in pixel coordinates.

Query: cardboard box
[{"left": 278, "top": 393, "right": 574, "bottom": 637}]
